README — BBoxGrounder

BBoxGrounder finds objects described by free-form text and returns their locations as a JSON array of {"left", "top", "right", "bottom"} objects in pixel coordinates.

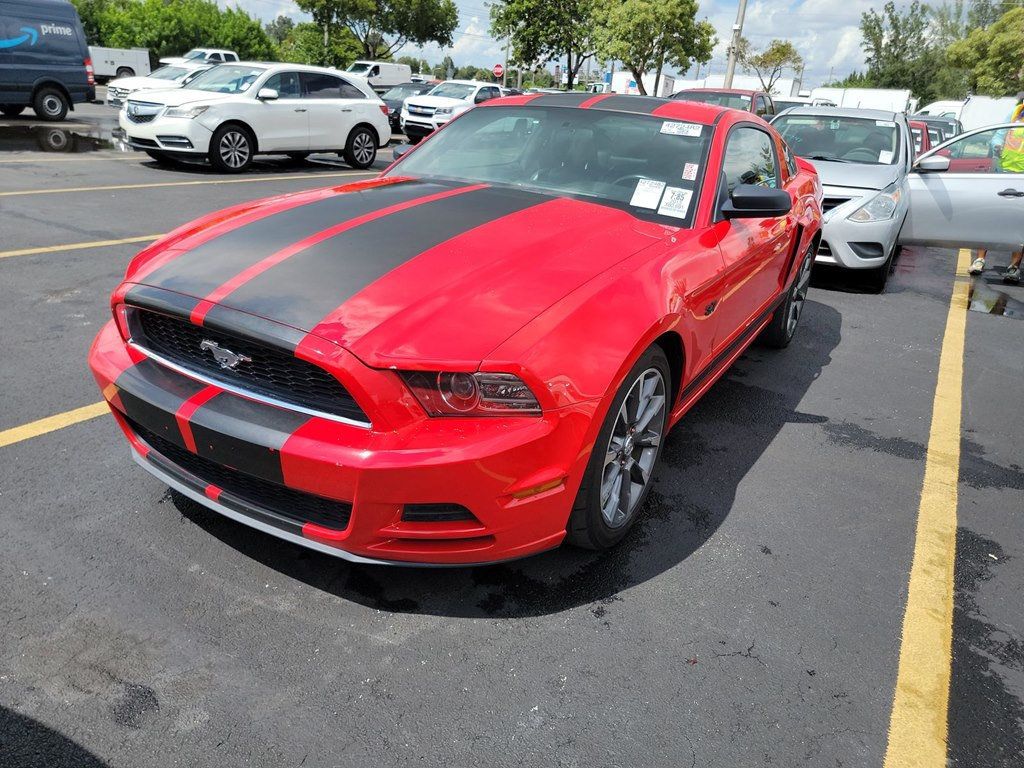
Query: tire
[
  {"left": 32, "top": 87, "right": 69, "bottom": 122},
  {"left": 342, "top": 126, "right": 377, "bottom": 169},
  {"left": 1, "top": 105, "right": 25, "bottom": 117},
  {"left": 864, "top": 244, "right": 898, "bottom": 294},
  {"left": 115, "top": 67, "right": 135, "bottom": 78},
  {"left": 761, "top": 242, "right": 814, "bottom": 348},
  {"left": 286, "top": 152, "right": 310, "bottom": 163},
  {"left": 566, "top": 345, "right": 671, "bottom": 550},
  {"left": 208, "top": 124, "right": 255, "bottom": 173}
]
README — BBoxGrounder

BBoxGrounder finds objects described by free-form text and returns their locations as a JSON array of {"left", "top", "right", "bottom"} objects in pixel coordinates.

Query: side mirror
[
  {"left": 915, "top": 154, "right": 950, "bottom": 172},
  {"left": 256, "top": 88, "right": 278, "bottom": 101},
  {"left": 721, "top": 184, "right": 792, "bottom": 219},
  {"left": 392, "top": 143, "right": 414, "bottom": 161},
  {"left": 474, "top": 91, "right": 489, "bottom": 104}
]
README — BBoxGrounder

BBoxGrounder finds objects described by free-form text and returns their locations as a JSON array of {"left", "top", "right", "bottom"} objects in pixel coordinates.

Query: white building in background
[{"left": 670, "top": 74, "right": 798, "bottom": 97}]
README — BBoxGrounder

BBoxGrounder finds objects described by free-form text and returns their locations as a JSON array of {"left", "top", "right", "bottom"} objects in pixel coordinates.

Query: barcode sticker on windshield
[
  {"left": 630, "top": 179, "right": 666, "bottom": 209},
  {"left": 658, "top": 187, "right": 693, "bottom": 219},
  {"left": 682, "top": 163, "right": 699, "bottom": 181},
  {"left": 878, "top": 150, "right": 893, "bottom": 163},
  {"left": 661, "top": 121, "right": 702, "bottom": 137}
]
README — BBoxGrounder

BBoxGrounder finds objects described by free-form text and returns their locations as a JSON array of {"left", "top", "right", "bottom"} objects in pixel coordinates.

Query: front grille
[
  {"left": 407, "top": 104, "right": 436, "bottom": 116},
  {"left": 109, "top": 87, "right": 128, "bottom": 98},
  {"left": 125, "top": 100, "right": 162, "bottom": 123},
  {"left": 822, "top": 196, "right": 852, "bottom": 213},
  {"left": 127, "top": 111, "right": 156, "bottom": 124},
  {"left": 131, "top": 308, "right": 369, "bottom": 424},
  {"left": 130, "top": 419, "right": 353, "bottom": 531}
]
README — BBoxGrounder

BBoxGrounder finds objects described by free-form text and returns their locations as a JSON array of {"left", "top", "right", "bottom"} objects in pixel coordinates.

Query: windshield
[
  {"left": 347, "top": 63, "right": 372, "bottom": 74},
  {"left": 185, "top": 65, "right": 265, "bottom": 94},
  {"left": 148, "top": 65, "right": 189, "bottom": 81},
  {"left": 388, "top": 106, "right": 712, "bottom": 226},
  {"left": 428, "top": 83, "right": 475, "bottom": 100},
  {"left": 182, "top": 49, "right": 205, "bottom": 60},
  {"left": 675, "top": 91, "right": 752, "bottom": 109},
  {"left": 773, "top": 114, "right": 901, "bottom": 164},
  {"left": 382, "top": 84, "right": 425, "bottom": 100}
]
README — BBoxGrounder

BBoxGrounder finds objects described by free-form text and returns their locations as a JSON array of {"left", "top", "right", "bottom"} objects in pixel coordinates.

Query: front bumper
[
  {"left": 400, "top": 110, "right": 452, "bottom": 139},
  {"left": 89, "top": 319, "right": 594, "bottom": 565},
  {"left": 119, "top": 110, "right": 213, "bottom": 155},
  {"left": 816, "top": 190, "right": 905, "bottom": 270}
]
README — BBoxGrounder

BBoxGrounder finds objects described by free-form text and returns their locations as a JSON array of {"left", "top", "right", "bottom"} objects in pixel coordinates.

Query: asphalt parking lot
[{"left": 1, "top": 101, "right": 1022, "bottom": 767}]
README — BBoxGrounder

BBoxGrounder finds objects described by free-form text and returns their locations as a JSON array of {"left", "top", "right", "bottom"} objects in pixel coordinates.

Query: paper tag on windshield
[
  {"left": 682, "top": 163, "right": 699, "bottom": 181},
  {"left": 876, "top": 120, "right": 896, "bottom": 127},
  {"left": 657, "top": 187, "right": 693, "bottom": 219},
  {"left": 661, "top": 121, "right": 702, "bottom": 137},
  {"left": 878, "top": 150, "right": 893, "bottom": 163},
  {"left": 630, "top": 179, "right": 666, "bottom": 209}
]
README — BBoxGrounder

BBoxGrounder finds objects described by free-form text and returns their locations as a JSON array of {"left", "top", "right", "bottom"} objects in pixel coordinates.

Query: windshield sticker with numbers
[
  {"left": 660, "top": 122, "right": 702, "bottom": 137},
  {"left": 630, "top": 179, "right": 666, "bottom": 209},
  {"left": 657, "top": 187, "right": 693, "bottom": 219}
]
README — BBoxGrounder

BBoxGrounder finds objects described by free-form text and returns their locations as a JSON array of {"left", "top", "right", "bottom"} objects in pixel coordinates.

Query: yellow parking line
[
  {"left": 0, "top": 402, "right": 108, "bottom": 449},
  {"left": 0, "top": 170, "right": 378, "bottom": 198},
  {"left": 0, "top": 234, "right": 162, "bottom": 260},
  {"left": 882, "top": 247, "right": 971, "bottom": 768}
]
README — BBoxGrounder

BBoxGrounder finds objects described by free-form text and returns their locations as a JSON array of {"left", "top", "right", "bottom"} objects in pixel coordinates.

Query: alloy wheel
[
  {"left": 786, "top": 250, "right": 813, "bottom": 337},
  {"left": 599, "top": 368, "right": 667, "bottom": 528},
  {"left": 219, "top": 130, "right": 250, "bottom": 169},
  {"left": 42, "top": 94, "right": 62, "bottom": 117},
  {"left": 352, "top": 131, "right": 375, "bottom": 165}
]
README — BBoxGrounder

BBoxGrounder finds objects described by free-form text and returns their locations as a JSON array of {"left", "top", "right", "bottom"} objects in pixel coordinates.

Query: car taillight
[
  {"left": 399, "top": 371, "right": 542, "bottom": 416},
  {"left": 379, "top": 104, "right": 389, "bottom": 116},
  {"left": 84, "top": 57, "right": 95, "bottom": 86}
]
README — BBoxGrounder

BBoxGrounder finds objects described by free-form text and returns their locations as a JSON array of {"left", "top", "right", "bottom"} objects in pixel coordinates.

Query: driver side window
[{"left": 262, "top": 71, "right": 301, "bottom": 99}]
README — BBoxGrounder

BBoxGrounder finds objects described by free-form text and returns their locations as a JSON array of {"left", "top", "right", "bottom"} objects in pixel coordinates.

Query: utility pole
[
  {"left": 503, "top": 38, "right": 509, "bottom": 86},
  {"left": 723, "top": 0, "right": 748, "bottom": 89}
]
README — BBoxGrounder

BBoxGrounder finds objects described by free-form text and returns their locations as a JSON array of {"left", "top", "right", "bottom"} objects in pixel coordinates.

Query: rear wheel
[
  {"left": 209, "top": 124, "right": 255, "bottom": 173},
  {"left": 115, "top": 67, "right": 135, "bottom": 78},
  {"left": 343, "top": 126, "right": 377, "bottom": 169},
  {"left": 32, "top": 87, "right": 69, "bottom": 122},
  {"left": 761, "top": 243, "right": 813, "bottom": 348},
  {"left": 0, "top": 105, "right": 25, "bottom": 117},
  {"left": 566, "top": 345, "right": 670, "bottom": 550}
]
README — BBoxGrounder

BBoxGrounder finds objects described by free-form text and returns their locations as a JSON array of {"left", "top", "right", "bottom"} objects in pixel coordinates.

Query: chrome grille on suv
[
  {"left": 407, "top": 103, "right": 436, "bottom": 116},
  {"left": 130, "top": 308, "right": 370, "bottom": 425},
  {"left": 125, "top": 100, "right": 162, "bottom": 123}
]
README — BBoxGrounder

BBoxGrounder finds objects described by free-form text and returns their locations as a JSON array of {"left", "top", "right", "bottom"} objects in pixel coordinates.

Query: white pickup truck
[{"left": 159, "top": 48, "right": 239, "bottom": 66}]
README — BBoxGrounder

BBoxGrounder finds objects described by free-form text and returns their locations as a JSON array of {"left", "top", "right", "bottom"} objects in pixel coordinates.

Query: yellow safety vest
[{"left": 1001, "top": 105, "right": 1024, "bottom": 172}]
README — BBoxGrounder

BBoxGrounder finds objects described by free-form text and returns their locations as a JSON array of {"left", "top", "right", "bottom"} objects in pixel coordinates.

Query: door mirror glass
[
  {"left": 256, "top": 88, "right": 278, "bottom": 101},
  {"left": 916, "top": 155, "right": 950, "bottom": 172},
  {"left": 474, "top": 90, "right": 490, "bottom": 104},
  {"left": 721, "top": 184, "right": 792, "bottom": 219}
]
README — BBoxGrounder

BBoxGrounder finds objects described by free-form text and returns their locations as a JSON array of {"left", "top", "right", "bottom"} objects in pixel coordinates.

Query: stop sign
[{"left": 492, "top": 63, "right": 504, "bottom": 79}]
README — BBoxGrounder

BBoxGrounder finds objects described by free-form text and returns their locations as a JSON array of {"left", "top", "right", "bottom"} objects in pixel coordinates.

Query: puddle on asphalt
[
  {"left": 968, "top": 277, "right": 1024, "bottom": 320},
  {"left": 0, "top": 124, "right": 120, "bottom": 153}
]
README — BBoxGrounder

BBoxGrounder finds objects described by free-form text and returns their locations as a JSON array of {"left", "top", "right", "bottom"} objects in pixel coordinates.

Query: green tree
[
  {"left": 858, "top": 0, "right": 949, "bottom": 102},
  {"left": 70, "top": 0, "right": 108, "bottom": 44},
  {"left": 592, "top": 0, "right": 715, "bottom": 96},
  {"left": 296, "top": 0, "right": 458, "bottom": 60},
  {"left": 278, "top": 22, "right": 361, "bottom": 67},
  {"left": 265, "top": 15, "right": 295, "bottom": 45},
  {"left": 949, "top": 7, "right": 1024, "bottom": 95},
  {"left": 491, "top": 0, "right": 598, "bottom": 90},
  {"left": 737, "top": 38, "right": 802, "bottom": 94}
]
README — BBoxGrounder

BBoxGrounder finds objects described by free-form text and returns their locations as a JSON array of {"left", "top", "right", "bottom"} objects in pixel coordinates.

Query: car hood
[
  {"left": 127, "top": 178, "right": 666, "bottom": 366},
  {"left": 109, "top": 76, "right": 182, "bottom": 91},
  {"left": 806, "top": 159, "right": 903, "bottom": 191},
  {"left": 126, "top": 88, "right": 234, "bottom": 107},
  {"left": 406, "top": 95, "right": 471, "bottom": 109}
]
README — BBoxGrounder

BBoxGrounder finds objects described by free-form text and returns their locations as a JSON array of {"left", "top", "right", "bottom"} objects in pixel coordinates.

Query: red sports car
[{"left": 89, "top": 93, "right": 822, "bottom": 565}]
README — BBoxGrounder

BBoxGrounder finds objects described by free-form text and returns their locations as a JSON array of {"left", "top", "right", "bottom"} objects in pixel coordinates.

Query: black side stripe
[
  {"left": 140, "top": 179, "right": 458, "bottom": 300},
  {"left": 114, "top": 359, "right": 206, "bottom": 448},
  {"left": 593, "top": 95, "right": 667, "bottom": 114},
  {"left": 679, "top": 292, "right": 787, "bottom": 403},
  {"left": 207, "top": 185, "right": 546, "bottom": 332}
]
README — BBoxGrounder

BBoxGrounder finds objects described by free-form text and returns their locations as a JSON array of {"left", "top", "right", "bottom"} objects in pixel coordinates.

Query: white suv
[
  {"left": 400, "top": 80, "right": 502, "bottom": 143},
  {"left": 120, "top": 63, "right": 391, "bottom": 172}
]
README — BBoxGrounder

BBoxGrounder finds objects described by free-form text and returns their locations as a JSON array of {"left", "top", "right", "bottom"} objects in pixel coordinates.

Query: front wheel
[
  {"left": 864, "top": 244, "right": 899, "bottom": 294},
  {"left": 208, "top": 124, "right": 255, "bottom": 173},
  {"left": 342, "top": 126, "right": 377, "bottom": 169},
  {"left": 566, "top": 345, "right": 670, "bottom": 550},
  {"left": 761, "top": 243, "right": 813, "bottom": 348},
  {"left": 32, "top": 87, "right": 69, "bottom": 122}
]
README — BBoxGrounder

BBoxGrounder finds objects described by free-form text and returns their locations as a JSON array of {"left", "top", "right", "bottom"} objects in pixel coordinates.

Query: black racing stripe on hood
[
  {"left": 528, "top": 93, "right": 595, "bottom": 108},
  {"left": 125, "top": 284, "right": 203, "bottom": 318},
  {"left": 114, "top": 359, "right": 206, "bottom": 448},
  {"left": 595, "top": 95, "right": 666, "bottom": 114},
  {"left": 141, "top": 180, "right": 461, "bottom": 299},
  {"left": 205, "top": 185, "right": 546, "bottom": 333}
]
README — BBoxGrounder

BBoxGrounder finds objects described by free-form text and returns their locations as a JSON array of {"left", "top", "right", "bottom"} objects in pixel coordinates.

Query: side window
[
  {"left": 208, "top": 53, "right": 222, "bottom": 61},
  {"left": 337, "top": 78, "right": 365, "bottom": 99},
  {"left": 754, "top": 96, "right": 767, "bottom": 116},
  {"left": 935, "top": 126, "right": 1024, "bottom": 173},
  {"left": 226, "top": 53, "right": 238, "bottom": 62},
  {"left": 262, "top": 71, "right": 302, "bottom": 98},
  {"left": 783, "top": 142, "right": 798, "bottom": 178},
  {"left": 369, "top": 66, "right": 379, "bottom": 77},
  {"left": 302, "top": 73, "right": 343, "bottom": 99},
  {"left": 721, "top": 127, "right": 780, "bottom": 194}
]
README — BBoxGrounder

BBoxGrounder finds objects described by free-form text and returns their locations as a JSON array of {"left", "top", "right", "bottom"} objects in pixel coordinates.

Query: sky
[{"left": 220, "top": 0, "right": 874, "bottom": 89}]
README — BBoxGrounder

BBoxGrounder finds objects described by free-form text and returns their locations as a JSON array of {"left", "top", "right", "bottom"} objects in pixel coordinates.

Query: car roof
[
  {"left": 440, "top": 79, "right": 493, "bottom": 86},
  {"left": 779, "top": 105, "right": 901, "bottom": 121},
  {"left": 680, "top": 88, "right": 764, "bottom": 96},
  {"left": 485, "top": 91, "right": 730, "bottom": 122},
  {"left": 230, "top": 62, "right": 362, "bottom": 76}
]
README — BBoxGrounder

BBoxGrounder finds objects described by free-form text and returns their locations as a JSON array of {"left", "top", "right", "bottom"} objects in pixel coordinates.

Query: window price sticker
[
  {"left": 657, "top": 187, "right": 693, "bottom": 219},
  {"left": 661, "top": 121, "right": 703, "bottom": 137},
  {"left": 682, "top": 162, "right": 699, "bottom": 181},
  {"left": 878, "top": 150, "right": 893, "bottom": 163},
  {"left": 630, "top": 178, "right": 666, "bottom": 209}
]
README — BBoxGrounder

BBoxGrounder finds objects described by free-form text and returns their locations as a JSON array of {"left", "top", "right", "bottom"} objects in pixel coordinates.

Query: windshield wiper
[{"left": 807, "top": 154, "right": 850, "bottom": 163}]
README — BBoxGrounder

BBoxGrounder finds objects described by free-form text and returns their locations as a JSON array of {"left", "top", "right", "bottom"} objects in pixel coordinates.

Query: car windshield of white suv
[
  {"left": 182, "top": 49, "right": 206, "bottom": 60},
  {"left": 148, "top": 65, "right": 189, "bottom": 81},
  {"left": 773, "top": 114, "right": 900, "bottom": 165},
  {"left": 185, "top": 65, "right": 265, "bottom": 93},
  {"left": 676, "top": 91, "right": 752, "bottom": 109},
  {"left": 428, "top": 83, "right": 475, "bottom": 100},
  {"left": 382, "top": 84, "right": 426, "bottom": 99},
  {"left": 389, "top": 106, "right": 712, "bottom": 226}
]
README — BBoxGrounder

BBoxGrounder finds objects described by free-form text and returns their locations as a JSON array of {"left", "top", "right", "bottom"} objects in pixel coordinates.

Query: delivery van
[{"left": 345, "top": 61, "right": 412, "bottom": 93}]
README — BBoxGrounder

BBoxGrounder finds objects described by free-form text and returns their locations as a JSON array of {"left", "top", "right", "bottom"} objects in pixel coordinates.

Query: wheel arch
[
  {"left": 31, "top": 80, "right": 72, "bottom": 106},
  {"left": 349, "top": 121, "right": 384, "bottom": 148},
  {"left": 214, "top": 119, "right": 259, "bottom": 152}
]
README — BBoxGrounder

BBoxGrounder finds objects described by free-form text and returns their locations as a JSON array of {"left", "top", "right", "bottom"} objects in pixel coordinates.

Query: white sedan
[
  {"left": 106, "top": 62, "right": 214, "bottom": 108},
  {"left": 120, "top": 63, "right": 391, "bottom": 172}
]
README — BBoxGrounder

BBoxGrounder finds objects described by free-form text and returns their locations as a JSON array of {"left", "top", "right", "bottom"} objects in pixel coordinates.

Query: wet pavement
[{"left": 0, "top": 133, "right": 1022, "bottom": 766}]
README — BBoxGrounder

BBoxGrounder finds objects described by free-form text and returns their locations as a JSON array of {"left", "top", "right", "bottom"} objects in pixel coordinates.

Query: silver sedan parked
[{"left": 773, "top": 107, "right": 914, "bottom": 291}]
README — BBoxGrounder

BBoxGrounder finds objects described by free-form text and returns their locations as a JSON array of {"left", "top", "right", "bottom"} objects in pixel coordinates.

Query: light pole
[{"left": 723, "top": 0, "right": 748, "bottom": 89}]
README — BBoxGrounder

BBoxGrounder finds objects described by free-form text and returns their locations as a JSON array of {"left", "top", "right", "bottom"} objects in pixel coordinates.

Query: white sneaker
[{"left": 969, "top": 257, "right": 986, "bottom": 275}]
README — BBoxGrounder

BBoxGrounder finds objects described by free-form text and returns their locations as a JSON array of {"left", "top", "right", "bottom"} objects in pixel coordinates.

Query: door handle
[
  {"left": 340, "top": 108, "right": 352, "bottom": 112},
  {"left": 293, "top": 108, "right": 307, "bottom": 113},
  {"left": 997, "top": 188, "right": 1024, "bottom": 197}
]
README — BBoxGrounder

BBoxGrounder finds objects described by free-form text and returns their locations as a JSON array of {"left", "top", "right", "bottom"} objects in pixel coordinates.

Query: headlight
[
  {"left": 848, "top": 183, "right": 902, "bottom": 222},
  {"left": 435, "top": 106, "right": 454, "bottom": 115},
  {"left": 165, "top": 104, "right": 210, "bottom": 119},
  {"left": 399, "top": 371, "right": 541, "bottom": 416}
]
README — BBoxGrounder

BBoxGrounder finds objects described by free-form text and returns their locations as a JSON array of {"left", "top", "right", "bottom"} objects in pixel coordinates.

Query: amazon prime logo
[{"left": 199, "top": 339, "right": 251, "bottom": 370}]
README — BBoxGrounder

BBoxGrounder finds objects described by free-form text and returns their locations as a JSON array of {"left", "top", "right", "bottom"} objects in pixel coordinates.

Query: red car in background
[
  {"left": 671, "top": 88, "right": 777, "bottom": 118},
  {"left": 89, "top": 93, "right": 822, "bottom": 565},
  {"left": 909, "top": 120, "right": 933, "bottom": 156}
]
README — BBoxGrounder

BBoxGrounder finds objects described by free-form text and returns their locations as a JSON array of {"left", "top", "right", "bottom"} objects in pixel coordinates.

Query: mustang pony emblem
[{"left": 199, "top": 339, "right": 251, "bottom": 370}]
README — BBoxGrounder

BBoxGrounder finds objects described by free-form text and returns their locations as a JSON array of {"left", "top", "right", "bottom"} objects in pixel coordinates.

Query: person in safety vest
[{"left": 968, "top": 93, "right": 1024, "bottom": 284}]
